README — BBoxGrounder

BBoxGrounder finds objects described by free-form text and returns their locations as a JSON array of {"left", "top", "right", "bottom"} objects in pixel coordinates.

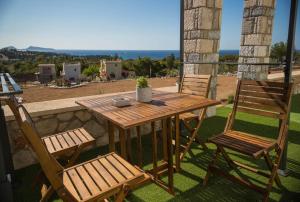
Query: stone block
[
  {"left": 208, "top": 31, "right": 220, "bottom": 40},
  {"left": 215, "top": 0, "right": 223, "bottom": 8},
  {"left": 255, "top": 16, "right": 268, "bottom": 33},
  {"left": 243, "top": 34, "right": 272, "bottom": 46},
  {"left": 57, "top": 111, "right": 74, "bottom": 121},
  {"left": 213, "top": 10, "right": 222, "bottom": 29},
  {"left": 83, "top": 120, "right": 106, "bottom": 138},
  {"left": 254, "top": 46, "right": 269, "bottom": 57},
  {"left": 57, "top": 122, "right": 69, "bottom": 132},
  {"left": 240, "top": 46, "right": 254, "bottom": 57},
  {"left": 66, "top": 119, "right": 82, "bottom": 131},
  {"left": 242, "top": 19, "right": 255, "bottom": 34},
  {"left": 184, "top": 40, "right": 197, "bottom": 53},
  {"left": 193, "top": 0, "right": 206, "bottom": 8},
  {"left": 75, "top": 110, "right": 92, "bottom": 122},
  {"left": 198, "top": 7, "right": 213, "bottom": 29},
  {"left": 184, "top": 9, "right": 196, "bottom": 30},
  {"left": 257, "top": 0, "right": 275, "bottom": 8},
  {"left": 196, "top": 39, "right": 214, "bottom": 53},
  {"left": 35, "top": 118, "right": 58, "bottom": 136},
  {"left": 13, "top": 149, "right": 37, "bottom": 170}
]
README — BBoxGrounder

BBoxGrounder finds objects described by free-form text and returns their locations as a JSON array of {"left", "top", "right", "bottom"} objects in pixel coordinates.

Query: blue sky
[{"left": 0, "top": 0, "right": 299, "bottom": 50}]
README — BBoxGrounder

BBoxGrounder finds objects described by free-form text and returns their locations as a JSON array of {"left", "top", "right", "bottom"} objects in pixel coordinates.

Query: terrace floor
[{"left": 13, "top": 95, "right": 300, "bottom": 201}]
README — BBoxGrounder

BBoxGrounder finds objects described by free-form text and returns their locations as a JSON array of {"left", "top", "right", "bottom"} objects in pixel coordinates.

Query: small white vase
[{"left": 136, "top": 87, "right": 152, "bottom": 102}]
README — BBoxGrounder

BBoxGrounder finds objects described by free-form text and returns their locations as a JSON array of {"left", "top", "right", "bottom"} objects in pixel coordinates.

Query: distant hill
[
  {"left": 1, "top": 46, "right": 17, "bottom": 50},
  {"left": 26, "top": 46, "right": 56, "bottom": 52}
]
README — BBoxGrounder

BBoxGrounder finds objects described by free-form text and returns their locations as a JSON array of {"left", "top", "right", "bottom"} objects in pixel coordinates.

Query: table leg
[
  {"left": 126, "top": 129, "right": 132, "bottom": 162},
  {"left": 151, "top": 122, "right": 158, "bottom": 179},
  {"left": 108, "top": 121, "right": 115, "bottom": 152},
  {"left": 136, "top": 126, "right": 143, "bottom": 168},
  {"left": 175, "top": 115, "right": 181, "bottom": 171},
  {"left": 162, "top": 119, "right": 168, "bottom": 161},
  {"left": 166, "top": 117, "right": 174, "bottom": 193},
  {"left": 119, "top": 128, "right": 127, "bottom": 160}
]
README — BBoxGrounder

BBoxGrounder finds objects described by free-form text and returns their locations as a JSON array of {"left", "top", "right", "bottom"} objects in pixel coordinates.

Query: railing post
[{"left": 279, "top": 0, "right": 298, "bottom": 176}]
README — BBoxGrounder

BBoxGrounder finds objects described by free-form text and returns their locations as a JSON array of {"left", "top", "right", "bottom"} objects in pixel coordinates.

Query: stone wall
[
  {"left": 238, "top": 0, "right": 276, "bottom": 80},
  {"left": 4, "top": 88, "right": 171, "bottom": 170},
  {"left": 183, "top": 0, "right": 222, "bottom": 115}
]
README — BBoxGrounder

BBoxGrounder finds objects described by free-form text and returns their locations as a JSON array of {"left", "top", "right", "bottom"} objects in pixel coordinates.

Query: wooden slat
[
  {"left": 63, "top": 171, "right": 81, "bottom": 200},
  {"left": 73, "top": 130, "right": 88, "bottom": 143},
  {"left": 241, "top": 80, "right": 286, "bottom": 88},
  {"left": 56, "top": 134, "right": 69, "bottom": 149},
  {"left": 67, "top": 169, "right": 91, "bottom": 200},
  {"left": 106, "top": 155, "right": 133, "bottom": 179},
  {"left": 237, "top": 106, "right": 282, "bottom": 119},
  {"left": 75, "top": 166, "right": 100, "bottom": 195},
  {"left": 62, "top": 132, "right": 76, "bottom": 147},
  {"left": 50, "top": 136, "right": 62, "bottom": 151},
  {"left": 238, "top": 101, "right": 284, "bottom": 113},
  {"left": 0, "top": 73, "right": 9, "bottom": 93},
  {"left": 112, "top": 153, "right": 140, "bottom": 176},
  {"left": 240, "top": 85, "right": 285, "bottom": 94},
  {"left": 84, "top": 163, "right": 110, "bottom": 191},
  {"left": 43, "top": 138, "right": 55, "bottom": 153},
  {"left": 99, "top": 158, "right": 126, "bottom": 182},
  {"left": 181, "top": 88, "right": 206, "bottom": 96},
  {"left": 91, "top": 160, "right": 118, "bottom": 186},
  {"left": 5, "top": 73, "right": 22, "bottom": 93},
  {"left": 182, "top": 81, "right": 208, "bottom": 88},
  {"left": 68, "top": 131, "right": 82, "bottom": 145},
  {"left": 239, "top": 90, "right": 284, "bottom": 100},
  {"left": 238, "top": 95, "right": 286, "bottom": 111},
  {"left": 182, "top": 85, "right": 207, "bottom": 93},
  {"left": 79, "top": 128, "right": 94, "bottom": 141}
]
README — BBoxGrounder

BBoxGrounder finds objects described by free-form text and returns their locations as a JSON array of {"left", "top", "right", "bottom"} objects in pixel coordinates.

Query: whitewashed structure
[
  {"left": 62, "top": 63, "right": 81, "bottom": 82},
  {"left": 100, "top": 59, "right": 122, "bottom": 80}
]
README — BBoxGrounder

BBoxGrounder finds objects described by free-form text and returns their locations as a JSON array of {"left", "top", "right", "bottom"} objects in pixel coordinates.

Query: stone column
[
  {"left": 238, "top": 0, "right": 276, "bottom": 80},
  {"left": 183, "top": 0, "right": 222, "bottom": 116}
]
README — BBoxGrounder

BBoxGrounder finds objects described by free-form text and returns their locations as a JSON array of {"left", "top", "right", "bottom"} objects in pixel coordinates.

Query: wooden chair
[
  {"left": 203, "top": 80, "right": 293, "bottom": 202},
  {"left": 6, "top": 95, "right": 95, "bottom": 167},
  {"left": 176, "top": 74, "right": 212, "bottom": 161},
  {"left": 14, "top": 102, "right": 150, "bottom": 201}
]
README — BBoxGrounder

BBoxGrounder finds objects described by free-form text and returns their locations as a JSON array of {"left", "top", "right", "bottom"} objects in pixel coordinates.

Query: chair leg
[
  {"left": 66, "top": 144, "right": 85, "bottom": 167},
  {"left": 264, "top": 152, "right": 282, "bottom": 188},
  {"left": 115, "top": 184, "right": 130, "bottom": 202},
  {"left": 203, "top": 147, "right": 221, "bottom": 186},
  {"left": 40, "top": 185, "right": 54, "bottom": 202},
  {"left": 219, "top": 147, "right": 235, "bottom": 169}
]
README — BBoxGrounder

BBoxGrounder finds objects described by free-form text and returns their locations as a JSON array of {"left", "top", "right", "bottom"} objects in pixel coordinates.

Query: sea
[{"left": 54, "top": 49, "right": 239, "bottom": 60}]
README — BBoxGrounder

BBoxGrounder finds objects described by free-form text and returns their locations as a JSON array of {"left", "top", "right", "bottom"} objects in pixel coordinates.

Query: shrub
[
  {"left": 227, "top": 95, "right": 234, "bottom": 104},
  {"left": 136, "top": 76, "right": 148, "bottom": 88}
]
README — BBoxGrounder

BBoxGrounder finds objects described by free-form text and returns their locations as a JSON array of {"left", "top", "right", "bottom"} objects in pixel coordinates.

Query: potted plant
[{"left": 136, "top": 76, "right": 152, "bottom": 102}]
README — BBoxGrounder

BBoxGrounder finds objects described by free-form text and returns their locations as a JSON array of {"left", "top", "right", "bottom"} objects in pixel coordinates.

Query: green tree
[
  {"left": 270, "top": 42, "right": 287, "bottom": 62},
  {"left": 83, "top": 64, "right": 99, "bottom": 79}
]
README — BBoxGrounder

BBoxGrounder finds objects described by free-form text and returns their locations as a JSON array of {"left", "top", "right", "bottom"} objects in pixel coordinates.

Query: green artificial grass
[{"left": 13, "top": 95, "right": 300, "bottom": 202}]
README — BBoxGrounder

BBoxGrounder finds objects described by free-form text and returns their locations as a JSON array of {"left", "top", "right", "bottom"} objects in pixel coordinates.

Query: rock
[
  {"left": 83, "top": 120, "right": 105, "bottom": 138},
  {"left": 75, "top": 110, "right": 92, "bottom": 122},
  {"left": 65, "top": 119, "right": 82, "bottom": 131},
  {"left": 57, "top": 122, "right": 69, "bottom": 132},
  {"left": 57, "top": 112, "right": 74, "bottom": 121},
  {"left": 35, "top": 118, "right": 58, "bottom": 136},
  {"left": 13, "top": 149, "right": 37, "bottom": 170},
  {"left": 41, "top": 114, "right": 55, "bottom": 119}
]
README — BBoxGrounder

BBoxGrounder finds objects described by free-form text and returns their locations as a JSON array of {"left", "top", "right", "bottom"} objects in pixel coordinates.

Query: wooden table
[{"left": 76, "top": 90, "right": 220, "bottom": 193}]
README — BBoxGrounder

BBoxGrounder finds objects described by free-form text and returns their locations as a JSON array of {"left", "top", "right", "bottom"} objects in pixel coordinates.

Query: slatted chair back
[
  {"left": 179, "top": 74, "right": 212, "bottom": 97},
  {"left": 228, "top": 80, "right": 293, "bottom": 150},
  {"left": 16, "top": 104, "right": 64, "bottom": 191}
]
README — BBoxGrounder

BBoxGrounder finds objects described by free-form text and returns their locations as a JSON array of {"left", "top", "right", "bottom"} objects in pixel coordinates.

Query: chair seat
[
  {"left": 42, "top": 128, "right": 95, "bottom": 157},
  {"left": 179, "top": 112, "right": 198, "bottom": 121},
  {"left": 209, "top": 130, "right": 276, "bottom": 158},
  {"left": 62, "top": 153, "right": 149, "bottom": 201}
]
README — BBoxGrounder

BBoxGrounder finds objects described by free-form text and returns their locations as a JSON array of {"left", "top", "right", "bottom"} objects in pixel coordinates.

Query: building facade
[
  {"left": 38, "top": 64, "right": 56, "bottom": 83},
  {"left": 62, "top": 63, "right": 81, "bottom": 83},
  {"left": 100, "top": 59, "right": 123, "bottom": 80}
]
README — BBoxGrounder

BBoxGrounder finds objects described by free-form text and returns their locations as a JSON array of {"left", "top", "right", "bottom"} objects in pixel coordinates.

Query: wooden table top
[{"left": 76, "top": 91, "right": 221, "bottom": 129}]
